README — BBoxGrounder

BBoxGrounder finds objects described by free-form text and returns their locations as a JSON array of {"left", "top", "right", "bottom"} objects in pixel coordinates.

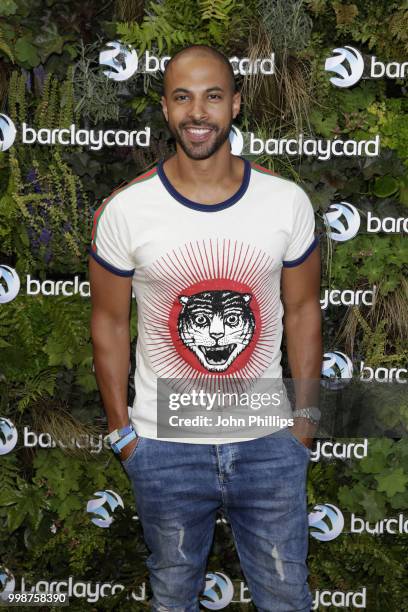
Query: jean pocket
[
  {"left": 287, "top": 430, "right": 311, "bottom": 458},
  {"left": 120, "top": 436, "right": 142, "bottom": 468}
]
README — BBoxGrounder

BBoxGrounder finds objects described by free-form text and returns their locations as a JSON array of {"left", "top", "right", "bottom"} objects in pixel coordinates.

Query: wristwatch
[
  {"left": 293, "top": 407, "right": 321, "bottom": 425},
  {"left": 105, "top": 424, "right": 137, "bottom": 454}
]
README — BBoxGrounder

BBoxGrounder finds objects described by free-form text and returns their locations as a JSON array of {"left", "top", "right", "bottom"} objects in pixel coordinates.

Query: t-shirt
[{"left": 90, "top": 156, "right": 318, "bottom": 444}]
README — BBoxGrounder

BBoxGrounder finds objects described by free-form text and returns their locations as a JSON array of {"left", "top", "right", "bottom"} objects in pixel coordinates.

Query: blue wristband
[{"left": 111, "top": 429, "right": 137, "bottom": 454}]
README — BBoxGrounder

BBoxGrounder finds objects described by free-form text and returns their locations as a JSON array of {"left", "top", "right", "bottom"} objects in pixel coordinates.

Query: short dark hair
[{"left": 162, "top": 44, "right": 237, "bottom": 96}]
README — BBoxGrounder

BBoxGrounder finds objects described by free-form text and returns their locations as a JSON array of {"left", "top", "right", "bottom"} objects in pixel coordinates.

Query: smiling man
[{"left": 89, "top": 44, "right": 322, "bottom": 611}]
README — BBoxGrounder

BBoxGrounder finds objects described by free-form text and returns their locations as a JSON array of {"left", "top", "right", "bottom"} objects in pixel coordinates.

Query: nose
[
  {"left": 188, "top": 97, "right": 208, "bottom": 123},
  {"left": 209, "top": 315, "right": 224, "bottom": 340}
]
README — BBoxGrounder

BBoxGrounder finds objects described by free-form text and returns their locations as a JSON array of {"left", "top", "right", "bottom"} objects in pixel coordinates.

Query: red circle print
[{"left": 168, "top": 278, "right": 262, "bottom": 376}]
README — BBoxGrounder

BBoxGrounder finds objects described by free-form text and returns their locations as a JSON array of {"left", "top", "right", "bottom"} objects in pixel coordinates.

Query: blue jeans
[{"left": 121, "top": 427, "right": 312, "bottom": 611}]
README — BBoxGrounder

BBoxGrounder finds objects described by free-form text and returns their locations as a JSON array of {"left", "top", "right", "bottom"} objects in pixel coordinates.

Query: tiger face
[{"left": 178, "top": 290, "right": 255, "bottom": 372}]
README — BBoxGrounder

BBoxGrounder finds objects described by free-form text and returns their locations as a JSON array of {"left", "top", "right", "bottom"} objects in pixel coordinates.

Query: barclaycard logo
[
  {"left": 86, "top": 490, "right": 124, "bottom": 528},
  {"left": 99, "top": 41, "right": 274, "bottom": 80},
  {"left": 321, "top": 351, "right": 353, "bottom": 388},
  {"left": 325, "top": 46, "right": 364, "bottom": 87},
  {"left": 201, "top": 572, "right": 234, "bottom": 610},
  {"left": 325, "top": 45, "right": 408, "bottom": 87},
  {"left": 228, "top": 125, "right": 379, "bottom": 159},
  {"left": 99, "top": 41, "right": 139, "bottom": 81},
  {"left": 322, "top": 350, "right": 407, "bottom": 385},
  {"left": 0, "top": 114, "right": 16, "bottom": 151},
  {"left": 324, "top": 204, "right": 406, "bottom": 240},
  {"left": 0, "top": 265, "right": 20, "bottom": 303},
  {"left": 323, "top": 202, "right": 360, "bottom": 242},
  {"left": 309, "top": 503, "right": 345, "bottom": 541},
  {"left": 0, "top": 418, "right": 18, "bottom": 455},
  {"left": 229, "top": 125, "right": 244, "bottom": 155},
  {"left": 0, "top": 117, "right": 150, "bottom": 152},
  {"left": 0, "top": 270, "right": 91, "bottom": 300}
]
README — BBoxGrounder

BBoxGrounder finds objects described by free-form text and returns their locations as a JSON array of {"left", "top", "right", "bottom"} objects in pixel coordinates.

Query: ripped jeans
[{"left": 121, "top": 427, "right": 312, "bottom": 612}]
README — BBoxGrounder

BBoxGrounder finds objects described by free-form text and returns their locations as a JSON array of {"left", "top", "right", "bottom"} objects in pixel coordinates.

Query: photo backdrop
[{"left": 0, "top": 1, "right": 407, "bottom": 610}]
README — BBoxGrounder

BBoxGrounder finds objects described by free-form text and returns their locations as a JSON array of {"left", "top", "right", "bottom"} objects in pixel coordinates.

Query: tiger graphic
[{"left": 178, "top": 290, "right": 256, "bottom": 372}]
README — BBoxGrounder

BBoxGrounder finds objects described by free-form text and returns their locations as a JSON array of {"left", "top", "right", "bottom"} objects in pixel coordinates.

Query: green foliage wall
[{"left": 0, "top": 1, "right": 407, "bottom": 610}]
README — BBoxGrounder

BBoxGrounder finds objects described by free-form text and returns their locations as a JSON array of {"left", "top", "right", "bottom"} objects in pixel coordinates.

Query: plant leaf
[
  {"left": 15, "top": 37, "right": 40, "bottom": 67},
  {"left": 375, "top": 468, "right": 408, "bottom": 497}
]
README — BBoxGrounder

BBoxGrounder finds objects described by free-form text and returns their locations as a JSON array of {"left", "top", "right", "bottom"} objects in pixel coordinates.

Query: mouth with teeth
[
  {"left": 199, "top": 344, "right": 236, "bottom": 366},
  {"left": 184, "top": 126, "right": 215, "bottom": 143}
]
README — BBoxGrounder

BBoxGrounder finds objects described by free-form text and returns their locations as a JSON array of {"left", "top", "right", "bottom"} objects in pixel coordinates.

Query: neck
[{"left": 171, "top": 143, "right": 237, "bottom": 187}]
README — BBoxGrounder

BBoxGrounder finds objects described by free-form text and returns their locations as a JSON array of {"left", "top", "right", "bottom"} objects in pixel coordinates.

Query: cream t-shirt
[{"left": 90, "top": 157, "right": 317, "bottom": 443}]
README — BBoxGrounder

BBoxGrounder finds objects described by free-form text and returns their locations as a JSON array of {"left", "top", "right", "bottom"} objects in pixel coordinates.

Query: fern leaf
[{"left": 0, "top": 32, "right": 14, "bottom": 63}]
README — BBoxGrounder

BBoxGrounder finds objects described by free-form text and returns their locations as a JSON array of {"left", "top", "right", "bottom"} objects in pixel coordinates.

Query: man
[{"left": 89, "top": 44, "right": 322, "bottom": 612}]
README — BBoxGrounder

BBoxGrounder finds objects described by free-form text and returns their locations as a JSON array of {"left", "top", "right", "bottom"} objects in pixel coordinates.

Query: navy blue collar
[{"left": 157, "top": 157, "right": 251, "bottom": 212}]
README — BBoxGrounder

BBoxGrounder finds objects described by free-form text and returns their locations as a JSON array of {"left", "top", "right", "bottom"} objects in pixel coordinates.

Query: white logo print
[
  {"left": 201, "top": 572, "right": 234, "bottom": 609},
  {"left": 99, "top": 41, "right": 139, "bottom": 81},
  {"left": 0, "top": 114, "right": 17, "bottom": 152},
  {"left": 321, "top": 351, "right": 353, "bottom": 389},
  {"left": 229, "top": 125, "right": 244, "bottom": 155},
  {"left": 0, "top": 418, "right": 18, "bottom": 455},
  {"left": 86, "top": 490, "right": 124, "bottom": 528},
  {"left": 324, "top": 202, "right": 361, "bottom": 242},
  {"left": 0, "top": 567, "right": 15, "bottom": 602},
  {"left": 325, "top": 46, "right": 364, "bottom": 87},
  {"left": 309, "top": 503, "right": 345, "bottom": 541},
  {"left": 0, "top": 265, "right": 20, "bottom": 304}
]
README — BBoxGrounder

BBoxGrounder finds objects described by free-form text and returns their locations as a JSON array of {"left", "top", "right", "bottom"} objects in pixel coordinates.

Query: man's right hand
[{"left": 119, "top": 436, "right": 139, "bottom": 462}]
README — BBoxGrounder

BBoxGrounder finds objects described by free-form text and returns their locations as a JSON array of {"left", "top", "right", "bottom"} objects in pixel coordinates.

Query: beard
[{"left": 167, "top": 118, "right": 233, "bottom": 160}]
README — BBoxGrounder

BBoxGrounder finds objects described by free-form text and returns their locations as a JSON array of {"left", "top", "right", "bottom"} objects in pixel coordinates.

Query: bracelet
[
  {"left": 105, "top": 424, "right": 137, "bottom": 454},
  {"left": 111, "top": 429, "right": 137, "bottom": 454},
  {"left": 292, "top": 407, "right": 321, "bottom": 425}
]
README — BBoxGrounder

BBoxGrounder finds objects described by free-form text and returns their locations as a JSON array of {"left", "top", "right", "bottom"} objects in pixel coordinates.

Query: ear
[
  {"left": 232, "top": 91, "right": 241, "bottom": 120},
  {"left": 161, "top": 96, "right": 169, "bottom": 122},
  {"left": 242, "top": 293, "right": 252, "bottom": 304},
  {"left": 179, "top": 295, "right": 189, "bottom": 305}
]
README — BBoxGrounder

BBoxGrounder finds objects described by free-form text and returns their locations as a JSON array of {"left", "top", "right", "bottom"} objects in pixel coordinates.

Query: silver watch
[{"left": 293, "top": 407, "right": 321, "bottom": 425}]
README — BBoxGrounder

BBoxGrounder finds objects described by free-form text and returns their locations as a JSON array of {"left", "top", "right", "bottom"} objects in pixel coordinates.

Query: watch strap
[{"left": 293, "top": 407, "right": 321, "bottom": 424}]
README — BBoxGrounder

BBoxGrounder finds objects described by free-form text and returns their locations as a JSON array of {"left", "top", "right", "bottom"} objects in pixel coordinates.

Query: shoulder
[
  {"left": 250, "top": 161, "right": 311, "bottom": 205},
  {"left": 251, "top": 161, "right": 298, "bottom": 192},
  {"left": 94, "top": 165, "right": 159, "bottom": 219}
]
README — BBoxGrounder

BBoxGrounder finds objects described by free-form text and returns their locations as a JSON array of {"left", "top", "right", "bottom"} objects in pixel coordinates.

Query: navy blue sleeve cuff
[
  {"left": 88, "top": 247, "right": 135, "bottom": 277},
  {"left": 282, "top": 235, "right": 319, "bottom": 268}
]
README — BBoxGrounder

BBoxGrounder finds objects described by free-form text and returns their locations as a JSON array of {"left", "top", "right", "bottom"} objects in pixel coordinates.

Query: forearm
[
  {"left": 91, "top": 313, "right": 131, "bottom": 432},
  {"left": 284, "top": 301, "right": 322, "bottom": 403},
  {"left": 284, "top": 301, "right": 322, "bottom": 437}
]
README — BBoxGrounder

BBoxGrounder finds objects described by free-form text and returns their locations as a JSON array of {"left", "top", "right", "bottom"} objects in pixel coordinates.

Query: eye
[
  {"left": 194, "top": 314, "right": 208, "bottom": 326},
  {"left": 175, "top": 95, "right": 189, "bottom": 101},
  {"left": 225, "top": 314, "right": 239, "bottom": 326},
  {"left": 208, "top": 94, "right": 222, "bottom": 100}
]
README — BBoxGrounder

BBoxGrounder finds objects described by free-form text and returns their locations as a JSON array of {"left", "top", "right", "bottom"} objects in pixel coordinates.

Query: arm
[
  {"left": 89, "top": 257, "right": 137, "bottom": 461},
  {"left": 281, "top": 245, "right": 322, "bottom": 447}
]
